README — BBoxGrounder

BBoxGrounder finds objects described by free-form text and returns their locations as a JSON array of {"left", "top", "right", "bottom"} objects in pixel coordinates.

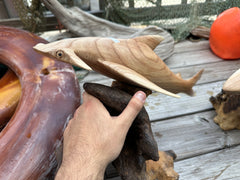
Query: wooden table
[{"left": 78, "top": 40, "right": 240, "bottom": 180}]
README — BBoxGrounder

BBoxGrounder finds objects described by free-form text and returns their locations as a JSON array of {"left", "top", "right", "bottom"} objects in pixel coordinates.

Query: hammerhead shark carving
[{"left": 34, "top": 35, "right": 203, "bottom": 98}]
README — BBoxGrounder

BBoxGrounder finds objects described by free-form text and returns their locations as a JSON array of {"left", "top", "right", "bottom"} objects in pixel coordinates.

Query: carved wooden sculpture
[
  {"left": 210, "top": 69, "right": 240, "bottom": 130},
  {"left": 0, "top": 26, "right": 80, "bottom": 179},
  {"left": 34, "top": 36, "right": 203, "bottom": 98}
]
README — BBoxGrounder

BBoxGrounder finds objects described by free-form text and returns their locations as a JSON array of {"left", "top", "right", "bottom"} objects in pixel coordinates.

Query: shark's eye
[{"left": 56, "top": 50, "right": 64, "bottom": 58}]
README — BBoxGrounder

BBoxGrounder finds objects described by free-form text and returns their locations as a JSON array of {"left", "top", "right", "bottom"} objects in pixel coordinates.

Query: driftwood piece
[
  {"left": 210, "top": 91, "right": 240, "bottom": 130},
  {"left": 146, "top": 150, "right": 179, "bottom": 180},
  {"left": 210, "top": 68, "right": 240, "bottom": 130},
  {"left": 190, "top": 26, "right": 210, "bottom": 39},
  {"left": 83, "top": 82, "right": 159, "bottom": 180},
  {"left": 40, "top": 0, "right": 174, "bottom": 60}
]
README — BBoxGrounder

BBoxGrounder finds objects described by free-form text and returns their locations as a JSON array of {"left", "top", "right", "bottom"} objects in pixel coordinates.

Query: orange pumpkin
[{"left": 210, "top": 7, "right": 240, "bottom": 60}]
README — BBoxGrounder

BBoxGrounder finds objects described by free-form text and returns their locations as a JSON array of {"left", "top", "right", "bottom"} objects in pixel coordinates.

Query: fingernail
[{"left": 135, "top": 91, "right": 146, "bottom": 103}]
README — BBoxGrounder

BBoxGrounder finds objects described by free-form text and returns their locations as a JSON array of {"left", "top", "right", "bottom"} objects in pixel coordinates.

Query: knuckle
[
  {"left": 129, "top": 97, "right": 143, "bottom": 111},
  {"left": 82, "top": 99, "right": 95, "bottom": 112}
]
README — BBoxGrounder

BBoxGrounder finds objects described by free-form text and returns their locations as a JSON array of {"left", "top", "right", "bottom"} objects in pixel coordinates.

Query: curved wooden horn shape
[
  {"left": 34, "top": 36, "right": 203, "bottom": 97},
  {"left": 223, "top": 68, "right": 240, "bottom": 92},
  {"left": 0, "top": 26, "right": 80, "bottom": 179}
]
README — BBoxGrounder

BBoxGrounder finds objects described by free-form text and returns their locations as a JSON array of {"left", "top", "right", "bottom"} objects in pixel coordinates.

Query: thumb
[{"left": 118, "top": 91, "right": 146, "bottom": 131}]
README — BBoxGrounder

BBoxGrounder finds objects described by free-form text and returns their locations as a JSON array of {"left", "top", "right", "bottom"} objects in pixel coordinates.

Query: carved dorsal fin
[{"left": 133, "top": 35, "right": 164, "bottom": 50}]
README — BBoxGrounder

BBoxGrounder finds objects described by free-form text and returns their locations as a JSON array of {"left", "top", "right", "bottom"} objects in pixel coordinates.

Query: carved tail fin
[{"left": 185, "top": 69, "right": 204, "bottom": 96}]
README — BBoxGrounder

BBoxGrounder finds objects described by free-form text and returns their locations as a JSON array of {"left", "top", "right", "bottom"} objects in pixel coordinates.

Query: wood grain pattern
[
  {"left": 223, "top": 68, "right": 240, "bottom": 92},
  {"left": 34, "top": 36, "right": 203, "bottom": 97},
  {"left": 175, "top": 145, "right": 240, "bottom": 180}
]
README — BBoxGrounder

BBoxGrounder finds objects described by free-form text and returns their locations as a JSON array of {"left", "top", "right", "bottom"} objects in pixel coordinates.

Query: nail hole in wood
[{"left": 41, "top": 68, "right": 50, "bottom": 75}]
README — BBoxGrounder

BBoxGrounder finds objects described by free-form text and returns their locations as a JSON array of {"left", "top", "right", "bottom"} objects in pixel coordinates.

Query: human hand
[{"left": 55, "top": 91, "right": 146, "bottom": 180}]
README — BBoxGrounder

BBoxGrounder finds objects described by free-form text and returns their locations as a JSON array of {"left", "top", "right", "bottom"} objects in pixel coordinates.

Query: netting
[
  {"left": 104, "top": 0, "right": 240, "bottom": 41},
  {"left": 12, "top": 0, "right": 240, "bottom": 40}
]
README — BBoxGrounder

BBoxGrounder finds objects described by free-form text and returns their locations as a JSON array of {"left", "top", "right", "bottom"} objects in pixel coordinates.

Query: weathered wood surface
[
  {"left": 78, "top": 40, "right": 240, "bottom": 179},
  {"left": 175, "top": 145, "right": 240, "bottom": 180}
]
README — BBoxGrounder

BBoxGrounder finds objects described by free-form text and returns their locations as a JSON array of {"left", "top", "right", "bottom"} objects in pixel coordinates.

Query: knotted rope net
[
  {"left": 12, "top": 0, "right": 240, "bottom": 40},
  {"left": 104, "top": 0, "right": 240, "bottom": 41}
]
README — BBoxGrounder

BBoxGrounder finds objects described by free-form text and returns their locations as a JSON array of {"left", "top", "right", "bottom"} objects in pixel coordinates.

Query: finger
[
  {"left": 118, "top": 91, "right": 146, "bottom": 130},
  {"left": 82, "top": 91, "right": 110, "bottom": 115},
  {"left": 82, "top": 92, "right": 102, "bottom": 104}
]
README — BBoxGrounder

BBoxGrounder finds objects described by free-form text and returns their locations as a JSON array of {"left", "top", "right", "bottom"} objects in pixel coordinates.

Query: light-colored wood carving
[
  {"left": 34, "top": 35, "right": 203, "bottom": 98},
  {"left": 223, "top": 68, "right": 240, "bottom": 92}
]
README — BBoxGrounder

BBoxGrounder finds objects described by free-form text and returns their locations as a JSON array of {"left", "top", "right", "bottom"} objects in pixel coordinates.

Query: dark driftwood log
[
  {"left": 210, "top": 91, "right": 240, "bottom": 130},
  {"left": 83, "top": 82, "right": 159, "bottom": 180}
]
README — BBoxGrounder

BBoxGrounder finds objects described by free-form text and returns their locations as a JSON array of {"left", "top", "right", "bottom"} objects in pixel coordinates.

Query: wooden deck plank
[
  {"left": 144, "top": 80, "right": 223, "bottom": 121},
  {"left": 151, "top": 110, "right": 240, "bottom": 160},
  {"left": 174, "top": 145, "right": 240, "bottom": 180},
  {"left": 105, "top": 109, "right": 240, "bottom": 179},
  {"left": 165, "top": 49, "right": 223, "bottom": 68},
  {"left": 180, "top": 60, "right": 240, "bottom": 85},
  {"left": 173, "top": 40, "right": 210, "bottom": 54}
]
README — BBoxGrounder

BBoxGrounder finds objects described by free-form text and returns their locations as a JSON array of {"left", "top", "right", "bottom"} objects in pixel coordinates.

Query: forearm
[{"left": 55, "top": 163, "right": 106, "bottom": 180}]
